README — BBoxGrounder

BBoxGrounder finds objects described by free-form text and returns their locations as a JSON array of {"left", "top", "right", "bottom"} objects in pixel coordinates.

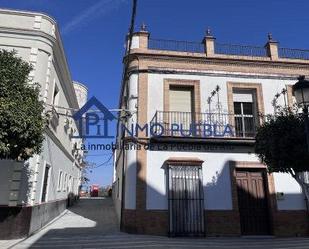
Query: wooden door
[{"left": 236, "top": 169, "right": 270, "bottom": 235}]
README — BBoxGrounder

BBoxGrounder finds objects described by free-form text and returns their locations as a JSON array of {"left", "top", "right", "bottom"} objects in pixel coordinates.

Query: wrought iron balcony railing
[{"left": 150, "top": 111, "right": 258, "bottom": 139}]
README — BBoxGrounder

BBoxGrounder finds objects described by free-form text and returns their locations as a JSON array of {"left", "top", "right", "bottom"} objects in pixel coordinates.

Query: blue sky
[{"left": 1, "top": 0, "right": 309, "bottom": 187}]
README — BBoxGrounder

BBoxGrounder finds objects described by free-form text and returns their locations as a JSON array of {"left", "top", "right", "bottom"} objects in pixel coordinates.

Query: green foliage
[
  {"left": 0, "top": 49, "right": 45, "bottom": 161},
  {"left": 255, "top": 108, "right": 309, "bottom": 174}
]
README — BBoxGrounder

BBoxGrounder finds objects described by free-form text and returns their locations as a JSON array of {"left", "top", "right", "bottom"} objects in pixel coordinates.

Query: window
[
  {"left": 68, "top": 176, "right": 72, "bottom": 192},
  {"left": 57, "top": 171, "right": 63, "bottom": 191},
  {"left": 52, "top": 82, "right": 59, "bottom": 107},
  {"left": 41, "top": 164, "right": 50, "bottom": 202},
  {"left": 169, "top": 86, "right": 193, "bottom": 113},
  {"left": 72, "top": 178, "right": 76, "bottom": 194},
  {"left": 117, "top": 177, "right": 120, "bottom": 198},
  {"left": 233, "top": 90, "right": 257, "bottom": 137},
  {"left": 63, "top": 173, "right": 67, "bottom": 191},
  {"left": 169, "top": 86, "right": 194, "bottom": 134}
]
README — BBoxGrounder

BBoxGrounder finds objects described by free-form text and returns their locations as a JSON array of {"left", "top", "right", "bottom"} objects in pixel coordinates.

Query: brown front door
[{"left": 236, "top": 169, "right": 270, "bottom": 235}]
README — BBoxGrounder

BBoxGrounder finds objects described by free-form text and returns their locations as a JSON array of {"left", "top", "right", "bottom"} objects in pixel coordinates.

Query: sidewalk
[
  {"left": 0, "top": 239, "right": 23, "bottom": 249},
  {"left": 5, "top": 198, "right": 309, "bottom": 249}
]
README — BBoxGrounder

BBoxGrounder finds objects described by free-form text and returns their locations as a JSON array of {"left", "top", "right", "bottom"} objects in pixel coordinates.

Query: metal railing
[
  {"left": 150, "top": 111, "right": 258, "bottom": 138},
  {"left": 147, "top": 38, "right": 309, "bottom": 60},
  {"left": 278, "top": 47, "right": 309, "bottom": 60},
  {"left": 215, "top": 43, "right": 267, "bottom": 57},
  {"left": 148, "top": 39, "right": 204, "bottom": 53}
]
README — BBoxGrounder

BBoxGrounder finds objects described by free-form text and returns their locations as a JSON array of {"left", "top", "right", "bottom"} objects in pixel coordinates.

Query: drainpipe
[{"left": 120, "top": 132, "right": 126, "bottom": 231}]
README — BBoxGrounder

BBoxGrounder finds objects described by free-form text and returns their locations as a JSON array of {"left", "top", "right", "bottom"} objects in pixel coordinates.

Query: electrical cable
[{"left": 92, "top": 154, "right": 113, "bottom": 169}]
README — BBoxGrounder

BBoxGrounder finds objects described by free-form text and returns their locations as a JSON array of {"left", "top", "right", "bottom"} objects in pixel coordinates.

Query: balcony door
[
  {"left": 169, "top": 86, "right": 194, "bottom": 136},
  {"left": 233, "top": 90, "right": 257, "bottom": 137}
]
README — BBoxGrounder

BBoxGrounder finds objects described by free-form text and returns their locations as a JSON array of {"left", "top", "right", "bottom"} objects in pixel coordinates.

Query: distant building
[
  {"left": 73, "top": 81, "right": 88, "bottom": 108},
  {"left": 113, "top": 26, "right": 309, "bottom": 237},
  {"left": 0, "top": 9, "right": 87, "bottom": 239}
]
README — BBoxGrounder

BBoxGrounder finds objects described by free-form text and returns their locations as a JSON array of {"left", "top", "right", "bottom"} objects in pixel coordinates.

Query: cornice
[
  {"left": 0, "top": 26, "right": 79, "bottom": 109},
  {"left": 0, "top": 26, "right": 56, "bottom": 43},
  {"left": 0, "top": 8, "right": 56, "bottom": 25},
  {"left": 127, "top": 50, "right": 309, "bottom": 70},
  {"left": 127, "top": 67, "right": 302, "bottom": 81}
]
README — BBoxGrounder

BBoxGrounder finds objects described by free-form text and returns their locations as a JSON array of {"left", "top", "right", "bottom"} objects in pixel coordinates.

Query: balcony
[{"left": 150, "top": 111, "right": 258, "bottom": 141}]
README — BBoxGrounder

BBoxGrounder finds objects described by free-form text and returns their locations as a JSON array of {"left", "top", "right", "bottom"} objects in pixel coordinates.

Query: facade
[
  {"left": 0, "top": 9, "right": 86, "bottom": 239},
  {"left": 113, "top": 26, "right": 309, "bottom": 237}
]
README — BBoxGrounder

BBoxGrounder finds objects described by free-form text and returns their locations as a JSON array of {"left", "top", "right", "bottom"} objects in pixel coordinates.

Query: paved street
[{"left": 7, "top": 198, "right": 309, "bottom": 249}]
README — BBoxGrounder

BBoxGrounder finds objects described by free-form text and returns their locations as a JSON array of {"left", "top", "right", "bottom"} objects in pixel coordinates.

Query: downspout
[{"left": 120, "top": 129, "right": 126, "bottom": 230}]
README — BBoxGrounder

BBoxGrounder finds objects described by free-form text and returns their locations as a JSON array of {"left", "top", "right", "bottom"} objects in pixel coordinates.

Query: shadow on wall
[
  {"left": 125, "top": 154, "right": 309, "bottom": 237},
  {"left": 204, "top": 161, "right": 233, "bottom": 210},
  {"left": 0, "top": 160, "right": 32, "bottom": 239},
  {"left": 6, "top": 161, "right": 308, "bottom": 242},
  {"left": 0, "top": 160, "right": 79, "bottom": 239},
  {"left": 204, "top": 162, "right": 308, "bottom": 237}
]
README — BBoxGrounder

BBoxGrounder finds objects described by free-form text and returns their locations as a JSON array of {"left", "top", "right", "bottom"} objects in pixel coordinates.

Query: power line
[
  {"left": 44, "top": 103, "right": 133, "bottom": 121},
  {"left": 86, "top": 153, "right": 113, "bottom": 157},
  {"left": 44, "top": 103, "right": 129, "bottom": 113},
  {"left": 115, "top": 0, "right": 137, "bottom": 147},
  {"left": 92, "top": 154, "right": 113, "bottom": 169}
]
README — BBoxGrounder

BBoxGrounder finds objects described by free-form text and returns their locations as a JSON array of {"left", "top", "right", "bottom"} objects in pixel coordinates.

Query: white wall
[
  {"left": 145, "top": 72, "right": 305, "bottom": 211},
  {"left": 36, "top": 135, "right": 81, "bottom": 203},
  {"left": 274, "top": 172, "right": 306, "bottom": 210},
  {"left": 148, "top": 73, "right": 293, "bottom": 120},
  {"left": 0, "top": 160, "right": 14, "bottom": 205},
  {"left": 0, "top": 10, "right": 83, "bottom": 206},
  {"left": 0, "top": 159, "right": 33, "bottom": 206},
  {"left": 146, "top": 150, "right": 258, "bottom": 210},
  {"left": 0, "top": 9, "right": 56, "bottom": 37},
  {"left": 146, "top": 150, "right": 306, "bottom": 211},
  {"left": 124, "top": 148, "right": 137, "bottom": 209}
]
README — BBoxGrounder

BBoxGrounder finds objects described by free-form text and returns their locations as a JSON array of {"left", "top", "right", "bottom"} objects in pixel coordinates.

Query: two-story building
[
  {"left": 0, "top": 9, "right": 87, "bottom": 239},
  {"left": 113, "top": 26, "right": 309, "bottom": 237}
]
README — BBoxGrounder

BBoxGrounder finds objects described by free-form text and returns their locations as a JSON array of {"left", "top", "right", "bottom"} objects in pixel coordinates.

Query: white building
[
  {"left": 113, "top": 27, "right": 309, "bottom": 237},
  {"left": 0, "top": 9, "right": 87, "bottom": 239}
]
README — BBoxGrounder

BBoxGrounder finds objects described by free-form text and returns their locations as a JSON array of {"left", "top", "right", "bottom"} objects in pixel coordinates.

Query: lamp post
[{"left": 292, "top": 75, "right": 309, "bottom": 152}]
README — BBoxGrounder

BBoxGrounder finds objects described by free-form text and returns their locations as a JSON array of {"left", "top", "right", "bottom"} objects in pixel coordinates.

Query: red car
[{"left": 90, "top": 184, "right": 99, "bottom": 197}]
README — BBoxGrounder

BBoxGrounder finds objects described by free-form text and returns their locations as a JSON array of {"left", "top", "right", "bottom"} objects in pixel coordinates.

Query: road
[{"left": 10, "top": 198, "right": 309, "bottom": 249}]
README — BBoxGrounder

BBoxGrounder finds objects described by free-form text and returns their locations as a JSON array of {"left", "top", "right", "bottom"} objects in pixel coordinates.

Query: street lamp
[{"left": 293, "top": 75, "right": 309, "bottom": 152}]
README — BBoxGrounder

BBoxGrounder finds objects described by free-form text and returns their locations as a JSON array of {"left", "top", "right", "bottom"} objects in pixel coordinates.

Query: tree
[
  {"left": 255, "top": 108, "right": 309, "bottom": 206},
  {"left": 0, "top": 49, "right": 45, "bottom": 161}
]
